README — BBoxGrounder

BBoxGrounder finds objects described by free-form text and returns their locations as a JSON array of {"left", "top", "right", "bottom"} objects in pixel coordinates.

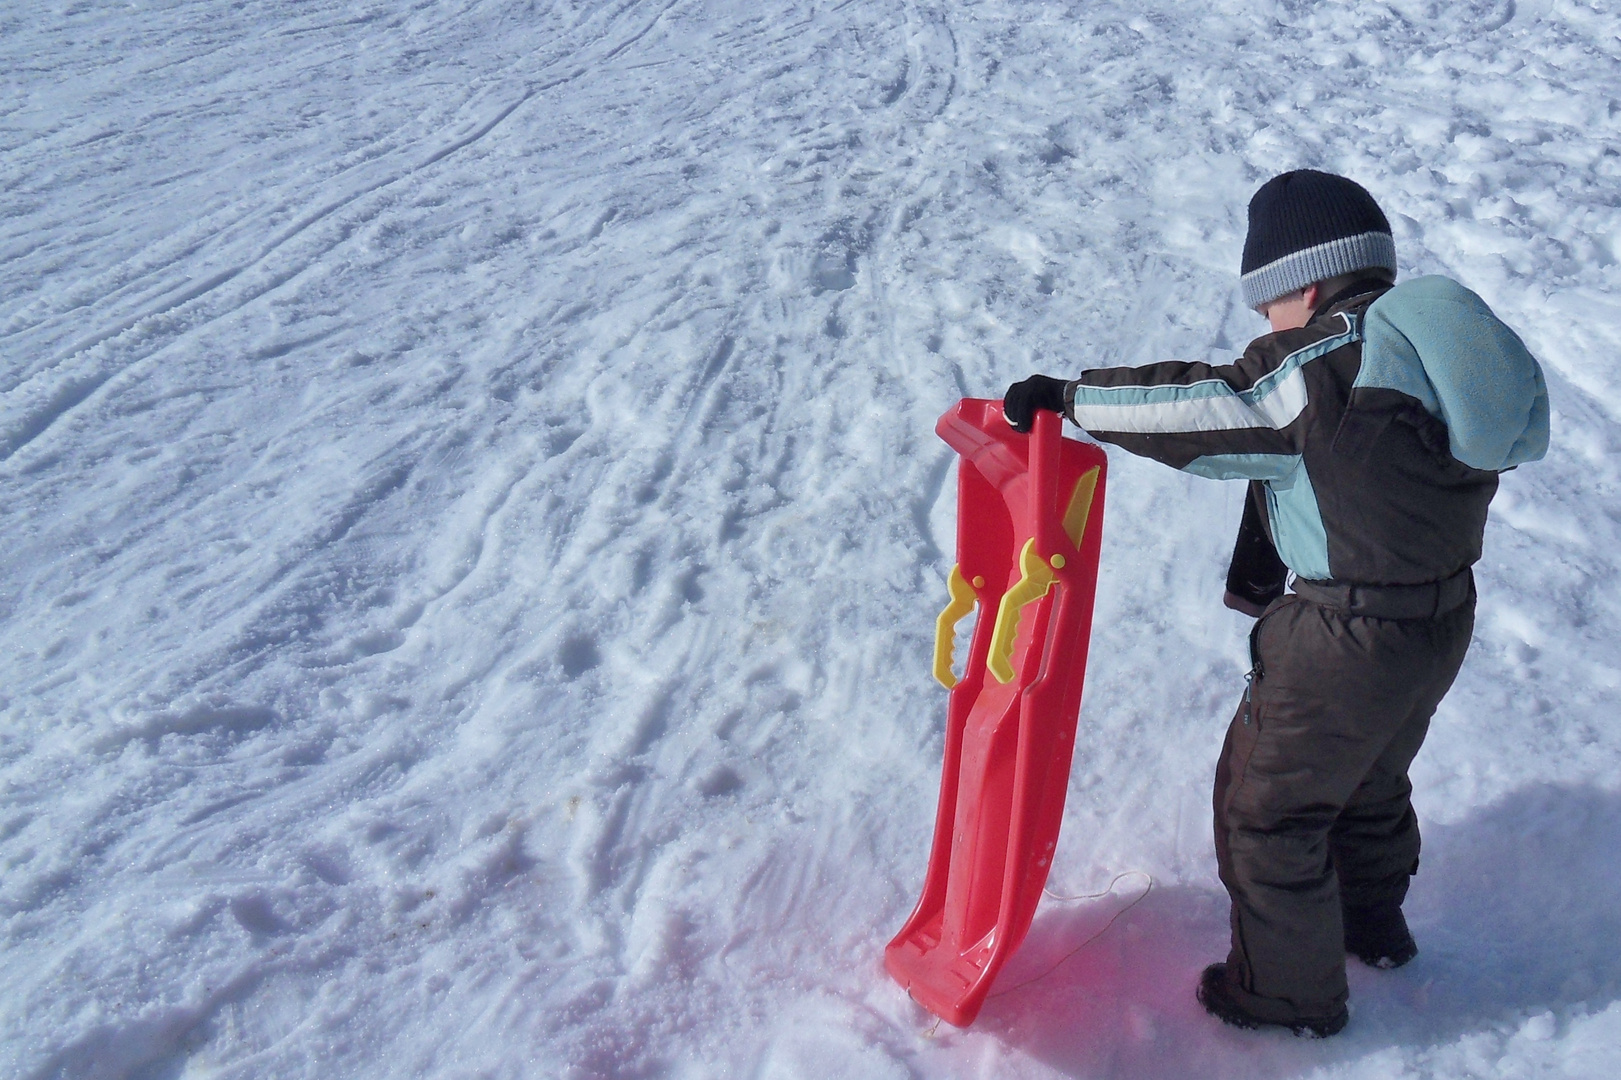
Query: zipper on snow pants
[{"left": 1243, "top": 614, "right": 1267, "bottom": 725}]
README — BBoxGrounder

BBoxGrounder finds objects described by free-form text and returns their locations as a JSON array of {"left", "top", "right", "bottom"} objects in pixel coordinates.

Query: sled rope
[
  {"left": 1040, "top": 868, "right": 1153, "bottom": 903},
  {"left": 985, "top": 870, "right": 1155, "bottom": 1000}
]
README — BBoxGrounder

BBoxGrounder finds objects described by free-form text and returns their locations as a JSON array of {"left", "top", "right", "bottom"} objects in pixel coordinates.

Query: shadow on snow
[{"left": 967, "top": 782, "right": 1621, "bottom": 1077}]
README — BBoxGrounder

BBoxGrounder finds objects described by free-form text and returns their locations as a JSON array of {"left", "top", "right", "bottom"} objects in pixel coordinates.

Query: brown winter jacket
[{"left": 1062, "top": 277, "right": 1549, "bottom": 586}]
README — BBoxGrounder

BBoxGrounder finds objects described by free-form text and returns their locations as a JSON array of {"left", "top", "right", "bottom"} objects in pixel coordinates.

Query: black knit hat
[{"left": 1240, "top": 170, "right": 1396, "bottom": 308}]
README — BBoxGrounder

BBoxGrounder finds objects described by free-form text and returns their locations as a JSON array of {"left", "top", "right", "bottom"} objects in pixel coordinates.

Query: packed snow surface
[{"left": 5, "top": 1, "right": 1621, "bottom": 1077}]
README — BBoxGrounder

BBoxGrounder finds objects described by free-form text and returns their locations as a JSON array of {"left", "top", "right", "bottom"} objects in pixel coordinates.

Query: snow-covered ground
[{"left": 5, "top": 1, "right": 1621, "bottom": 1076}]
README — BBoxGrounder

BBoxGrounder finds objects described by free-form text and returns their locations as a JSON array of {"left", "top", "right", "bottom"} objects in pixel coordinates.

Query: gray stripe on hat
[{"left": 1241, "top": 231, "right": 1397, "bottom": 309}]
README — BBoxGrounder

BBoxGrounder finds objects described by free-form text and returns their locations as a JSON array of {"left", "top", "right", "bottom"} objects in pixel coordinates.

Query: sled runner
[{"left": 884, "top": 400, "right": 1107, "bottom": 1028}]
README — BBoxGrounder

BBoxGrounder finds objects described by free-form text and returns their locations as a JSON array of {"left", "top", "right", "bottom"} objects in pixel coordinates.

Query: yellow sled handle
[
  {"left": 933, "top": 565, "right": 980, "bottom": 689},
  {"left": 987, "top": 539, "right": 1058, "bottom": 685}
]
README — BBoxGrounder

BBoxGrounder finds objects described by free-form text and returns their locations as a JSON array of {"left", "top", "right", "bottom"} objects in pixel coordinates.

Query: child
[{"left": 1004, "top": 170, "right": 1548, "bottom": 1036}]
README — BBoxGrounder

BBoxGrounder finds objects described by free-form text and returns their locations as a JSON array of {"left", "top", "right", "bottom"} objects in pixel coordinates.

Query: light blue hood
[{"left": 1359, "top": 276, "right": 1550, "bottom": 471}]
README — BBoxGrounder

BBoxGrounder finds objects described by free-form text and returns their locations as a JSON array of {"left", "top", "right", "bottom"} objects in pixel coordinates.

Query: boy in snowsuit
[{"left": 1003, "top": 170, "right": 1549, "bottom": 1037}]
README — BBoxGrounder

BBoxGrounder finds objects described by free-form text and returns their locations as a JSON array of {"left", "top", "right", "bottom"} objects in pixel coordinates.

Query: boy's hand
[{"left": 1003, "top": 375, "right": 1068, "bottom": 432}]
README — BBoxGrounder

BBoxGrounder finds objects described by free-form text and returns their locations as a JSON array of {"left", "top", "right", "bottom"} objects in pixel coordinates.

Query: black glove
[
  {"left": 1223, "top": 481, "right": 1288, "bottom": 617},
  {"left": 1003, "top": 375, "right": 1069, "bottom": 432}
]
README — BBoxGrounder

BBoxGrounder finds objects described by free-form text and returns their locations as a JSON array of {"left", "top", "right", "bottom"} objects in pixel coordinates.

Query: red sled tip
[{"left": 885, "top": 918, "right": 1000, "bottom": 1027}]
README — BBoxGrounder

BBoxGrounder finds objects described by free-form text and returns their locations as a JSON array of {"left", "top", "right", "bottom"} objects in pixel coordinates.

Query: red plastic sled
[{"left": 884, "top": 400, "right": 1107, "bottom": 1028}]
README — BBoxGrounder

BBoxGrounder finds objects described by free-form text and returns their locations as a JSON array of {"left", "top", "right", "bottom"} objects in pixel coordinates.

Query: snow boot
[
  {"left": 1344, "top": 905, "right": 1418, "bottom": 969},
  {"left": 1197, "top": 964, "right": 1349, "bottom": 1038}
]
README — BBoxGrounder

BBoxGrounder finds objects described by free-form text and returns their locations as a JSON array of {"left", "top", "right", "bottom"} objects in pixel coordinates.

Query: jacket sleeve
[{"left": 1063, "top": 316, "right": 1356, "bottom": 481}]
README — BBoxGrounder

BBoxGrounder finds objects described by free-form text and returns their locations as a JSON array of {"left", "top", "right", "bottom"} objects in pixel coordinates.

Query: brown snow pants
[{"left": 1212, "top": 582, "right": 1475, "bottom": 1023}]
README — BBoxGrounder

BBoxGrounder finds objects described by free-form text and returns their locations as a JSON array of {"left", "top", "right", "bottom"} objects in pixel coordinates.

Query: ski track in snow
[{"left": 4, "top": 1, "right": 1621, "bottom": 1077}]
